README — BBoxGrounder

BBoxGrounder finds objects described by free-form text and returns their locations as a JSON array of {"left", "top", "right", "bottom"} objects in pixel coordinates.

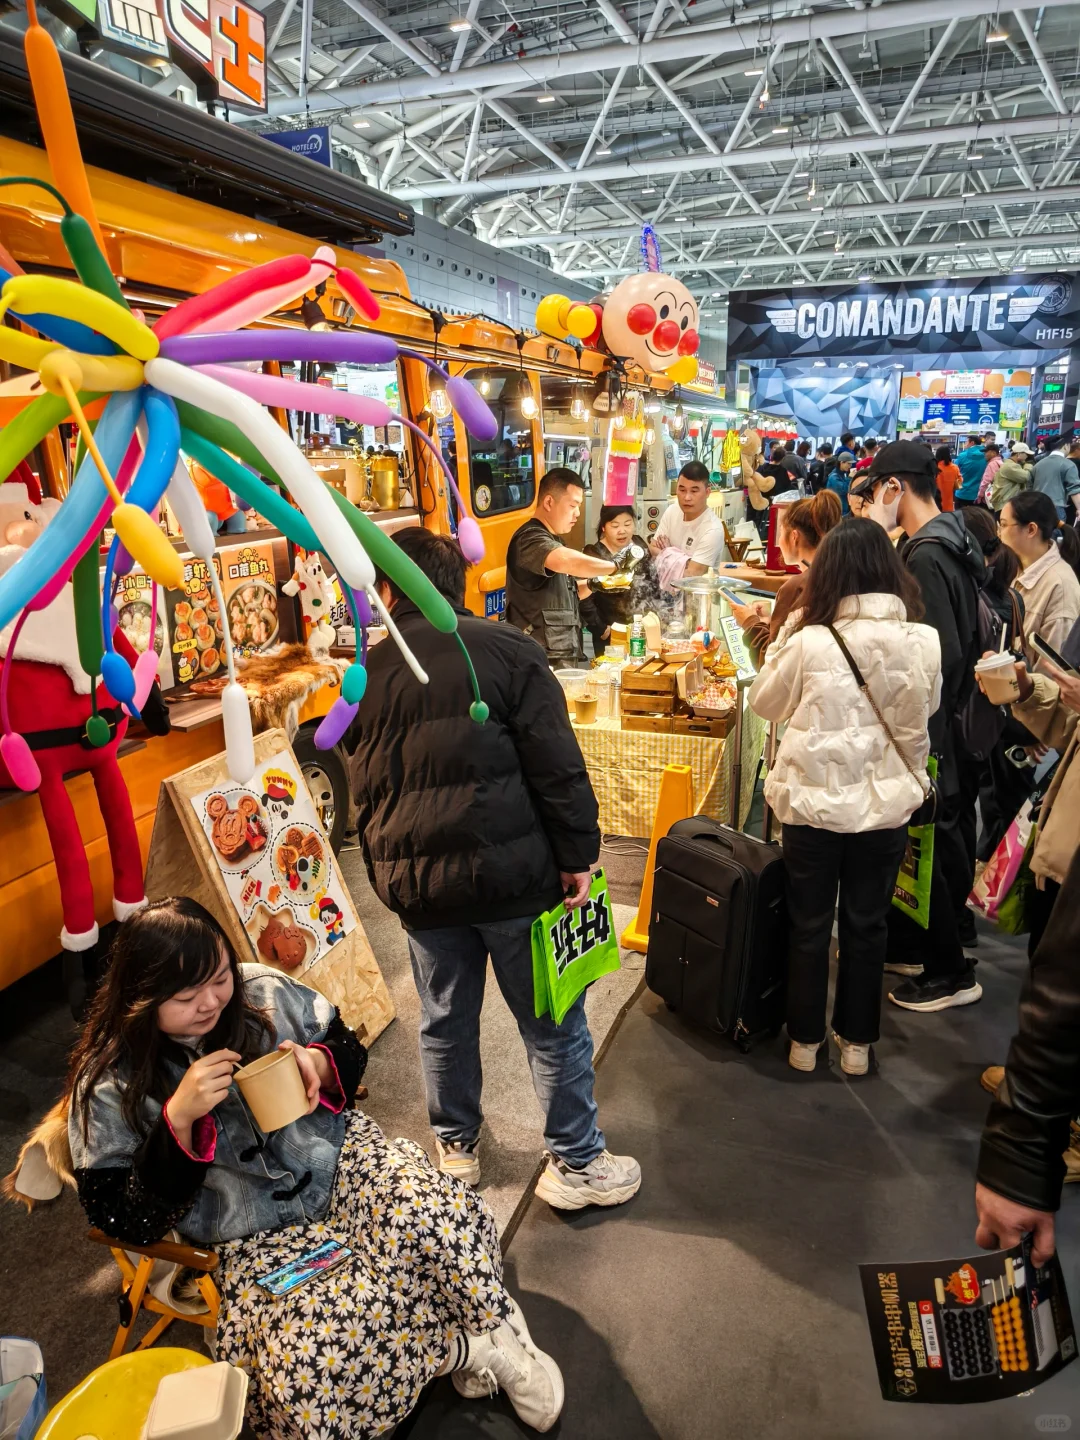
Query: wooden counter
[{"left": 715, "top": 563, "right": 793, "bottom": 595}]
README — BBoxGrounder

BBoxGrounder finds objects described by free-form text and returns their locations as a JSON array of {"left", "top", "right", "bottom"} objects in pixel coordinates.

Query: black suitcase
[{"left": 645, "top": 817, "right": 787, "bottom": 1049}]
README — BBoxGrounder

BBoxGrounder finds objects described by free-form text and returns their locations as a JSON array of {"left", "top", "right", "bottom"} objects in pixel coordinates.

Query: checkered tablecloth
[{"left": 569, "top": 713, "right": 735, "bottom": 837}]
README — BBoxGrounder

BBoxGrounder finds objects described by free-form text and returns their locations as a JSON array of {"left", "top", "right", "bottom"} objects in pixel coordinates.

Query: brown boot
[
  {"left": 980, "top": 1065, "right": 1005, "bottom": 1097},
  {"left": 1065, "top": 1125, "right": 1080, "bottom": 1184}
]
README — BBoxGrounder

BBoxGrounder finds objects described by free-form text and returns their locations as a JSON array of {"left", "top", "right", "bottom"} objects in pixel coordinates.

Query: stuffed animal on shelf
[
  {"left": 0, "top": 482, "right": 148, "bottom": 956},
  {"left": 282, "top": 549, "right": 337, "bottom": 659}
]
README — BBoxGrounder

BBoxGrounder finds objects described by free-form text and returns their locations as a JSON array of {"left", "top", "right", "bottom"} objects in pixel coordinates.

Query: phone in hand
[{"left": 1031, "top": 633, "right": 1079, "bottom": 676}]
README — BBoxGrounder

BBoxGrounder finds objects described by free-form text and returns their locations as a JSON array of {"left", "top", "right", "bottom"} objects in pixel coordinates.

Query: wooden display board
[{"left": 145, "top": 727, "right": 394, "bottom": 1045}]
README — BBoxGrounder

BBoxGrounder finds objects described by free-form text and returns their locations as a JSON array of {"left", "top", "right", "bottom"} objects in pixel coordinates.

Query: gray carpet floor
[
  {"left": 0, "top": 839, "right": 647, "bottom": 1404},
  {"left": 409, "top": 917, "right": 1080, "bottom": 1439}
]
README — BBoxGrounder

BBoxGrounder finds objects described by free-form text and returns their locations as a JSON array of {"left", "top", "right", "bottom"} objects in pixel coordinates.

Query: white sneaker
[
  {"left": 436, "top": 1138, "right": 481, "bottom": 1186},
  {"left": 788, "top": 1039, "right": 822, "bottom": 1072},
  {"left": 884, "top": 961, "right": 924, "bottom": 976},
  {"left": 534, "top": 1148, "right": 641, "bottom": 1210},
  {"left": 452, "top": 1317, "right": 564, "bottom": 1431},
  {"left": 832, "top": 1032, "right": 870, "bottom": 1076},
  {"left": 452, "top": 1298, "right": 536, "bottom": 1399}
]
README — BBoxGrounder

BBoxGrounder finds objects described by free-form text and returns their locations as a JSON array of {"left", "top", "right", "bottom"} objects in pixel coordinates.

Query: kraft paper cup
[
  {"left": 234, "top": 1048, "right": 308, "bottom": 1132},
  {"left": 574, "top": 696, "right": 598, "bottom": 724},
  {"left": 975, "top": 653, "right": 1020, "bottom": 705}
]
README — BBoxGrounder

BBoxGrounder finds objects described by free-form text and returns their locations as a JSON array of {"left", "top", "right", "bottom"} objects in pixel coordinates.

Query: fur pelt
[
  {"left": 239, "top": 644, "right": 345, "bottom": 738},
  {"left": 2, "top": 1097, "right": 74, "bottom": 1210}
]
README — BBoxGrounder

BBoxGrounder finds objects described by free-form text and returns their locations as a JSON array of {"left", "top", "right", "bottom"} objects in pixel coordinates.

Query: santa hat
[{"left": 0, "top": 463, "right": 42, "bottom": 506}]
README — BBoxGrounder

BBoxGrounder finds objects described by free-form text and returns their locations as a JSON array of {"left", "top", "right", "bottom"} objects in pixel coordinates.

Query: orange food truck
[{"left": 0, "top": 31, "right": 628, "bottom": 993}]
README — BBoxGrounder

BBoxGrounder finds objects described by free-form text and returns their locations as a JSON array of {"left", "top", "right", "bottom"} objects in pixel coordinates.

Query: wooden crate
[
  {"left": 621, "top": 660, "right": 683, "bottom": 695},
  {"left": 674, "top": 712, "right": 734, "bottom": 738},
  {"left": 621, "top": 713, "right": 673, "bottom": 733},
  {"left": 620, "top": 690, "right": 676, "bottom": 716}
]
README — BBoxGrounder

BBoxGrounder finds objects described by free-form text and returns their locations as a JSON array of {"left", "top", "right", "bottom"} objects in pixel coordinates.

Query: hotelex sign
[{"left": 728, "top": 274, "right": 1080, "bottom": 360}]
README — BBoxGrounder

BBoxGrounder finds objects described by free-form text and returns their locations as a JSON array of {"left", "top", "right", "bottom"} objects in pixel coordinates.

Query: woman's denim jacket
[{"left": 68, "top": 965, "right": 365, "bottom": 1246}]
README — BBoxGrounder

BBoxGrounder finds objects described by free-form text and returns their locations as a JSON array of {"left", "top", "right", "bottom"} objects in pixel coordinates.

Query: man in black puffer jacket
[{"left": 347, "top": 528, "right": 641, "bottom": 1212}]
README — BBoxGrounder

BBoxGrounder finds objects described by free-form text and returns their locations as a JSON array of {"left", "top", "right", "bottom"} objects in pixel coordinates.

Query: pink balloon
[
  {"left": 0, "top": 732, "right": 41, "bottom": 792},
  {"left": 154, "top": 254, "right": 312, "bottom": 340},
  {"left": 132, "top": 646, "right": 161, "bottom": 709},
  {"left": 194, "top": 364, "right": 392, "bottom": 427},
  {"left": 457, "top": 516, "right": 485, "bottom": 565}
]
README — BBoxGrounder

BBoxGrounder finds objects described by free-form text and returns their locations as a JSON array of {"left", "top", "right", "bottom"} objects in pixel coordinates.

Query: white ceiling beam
[
  {"left": 817, "top": 36, "right": 885, "bottom": 136},
  {"left": 724, "top": 42, "right": 784, "bottom": 153},
  {"left": 267, "top": 0, "right": 298, "bottom": 58},
  {"left": 886, "top": 18, "right": 958, "bottom": 132},
  {"left": 1011, "top": 8, "right": 1068, "bottom": 116},
  {"left": 395, "top": 112, "right": 1067, "bottom": 200},
  {"left": 297, "top": 0, "right": 313, "bottom": 100},
  {"left": 449, "top": 0, "right": 482, "bottom": 73},
  {"left": 267, "top": 0, "right": 1077, "bottom": 116}
]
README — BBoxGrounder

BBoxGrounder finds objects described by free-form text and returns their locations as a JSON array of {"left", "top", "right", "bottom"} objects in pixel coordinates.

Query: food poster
[
  {"left": 106, "top": 566, "right": 173, "bottom": 687},
  {"left": 860, "top": 1235, "right": 1076, "bottom": 1403},
  {"left": 163, "top": 539, "right": 281, "bottom": 687},
  {"left": 191, "top": 749, "right": 355, "bottom": 975}
]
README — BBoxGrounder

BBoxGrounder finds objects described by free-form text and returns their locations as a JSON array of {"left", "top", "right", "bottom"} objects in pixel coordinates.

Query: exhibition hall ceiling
[{"left": 23, "top": 0, "right": 1080, "bottom": 303}]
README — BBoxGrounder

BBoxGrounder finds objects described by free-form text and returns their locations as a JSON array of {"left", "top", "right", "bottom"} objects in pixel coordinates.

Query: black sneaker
[
  {"left": 958, "top": 910, "right": 979, "bottom": 948},
  {"left": 888, "top": 976, "right": 983, "bottom": 1012}
]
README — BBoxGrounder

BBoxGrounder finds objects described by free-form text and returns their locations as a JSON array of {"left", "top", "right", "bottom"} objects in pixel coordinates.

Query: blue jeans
[
  {"left": 207, "top": 509, "right": 248, "bottom": 535},
  {"left": 405, "top": 915, "right": 605, "bottom": 1168}
]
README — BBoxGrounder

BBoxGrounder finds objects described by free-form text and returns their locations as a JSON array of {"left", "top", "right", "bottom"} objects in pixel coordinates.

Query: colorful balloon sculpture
[{"left": 0, "top": 0, "right": 499, "bottom": 958}]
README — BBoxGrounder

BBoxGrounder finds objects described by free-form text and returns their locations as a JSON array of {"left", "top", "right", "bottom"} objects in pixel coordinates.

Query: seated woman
[{"left": 67, "top": 897, "right": 562, "bottom": 1438}]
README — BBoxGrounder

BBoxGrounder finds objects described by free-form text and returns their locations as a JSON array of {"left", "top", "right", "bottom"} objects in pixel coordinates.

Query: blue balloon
[
  {"left": 0, "top": 267, "right": 116, "bottom": 355},
  {"left": 0, "top": 390, "right": 141, "bottom": 632},
  {"left": 127, "top": 389, "right": 180, "bottom": 512},
  {"left": 101, "top": 649, "right": 136, "bottom": 706}
]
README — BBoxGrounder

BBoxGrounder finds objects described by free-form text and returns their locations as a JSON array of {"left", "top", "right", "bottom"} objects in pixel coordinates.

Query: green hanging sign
[{"left": 532, "top": 869, "right": 621, "bottom": 1025}]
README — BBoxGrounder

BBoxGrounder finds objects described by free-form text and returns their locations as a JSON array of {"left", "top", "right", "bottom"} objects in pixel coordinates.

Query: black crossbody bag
[{"left": 827, "top": 625, "right": 941, "bottom": 828}]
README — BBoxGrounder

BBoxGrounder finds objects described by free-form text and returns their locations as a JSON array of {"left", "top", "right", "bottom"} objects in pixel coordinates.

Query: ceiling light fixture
[
  {"left": 538, "top": 93, "right": 556, "bottom": 103},
  {"left": 813, "top": 360, "right": 827, "bottom": 368},
  {"left": 449, "top": 18, "right": 471, "bottom": 31},
  {"left": 352, "top": 119, "right": 370, "bottom": 129},
  {"left": 987, "top": 28, "right": 1008, "bottom": 40},
  {"left": 744, "top": 68, "right": 764, "bottom": 75},
  {"left": 641, "top": 186, "right": 656, "bottom": 194},
  {"left": 772, "top": 126, "right": 789, "bottom": 134},
  {"left": 759, "top": 86, "right": 770, "bottom": 105},
  {"left": 597, "top": 146, "right": 612, "bottom": 155},
  {"left": 795, "top": 171, "right": 809, "bottom": 178},
  {"left": 674, "top": 215, "right": 689, "bottom": 222}
]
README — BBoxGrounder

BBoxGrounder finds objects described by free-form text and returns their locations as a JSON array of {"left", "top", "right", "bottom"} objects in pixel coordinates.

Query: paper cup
[
  {"left": 574, "top": 696, "right": 598, "bottom": 724},
  {"left": 975, "top": 652, "right": 1020, "bottom": 705},
  {"left": 234, "top": 1048, "right": 308, "bottom": 1132}
]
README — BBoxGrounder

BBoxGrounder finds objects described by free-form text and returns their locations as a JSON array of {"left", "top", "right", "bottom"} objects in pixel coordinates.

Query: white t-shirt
[{"left": 656, "top": 504, "right": 725, "bottom": 567}]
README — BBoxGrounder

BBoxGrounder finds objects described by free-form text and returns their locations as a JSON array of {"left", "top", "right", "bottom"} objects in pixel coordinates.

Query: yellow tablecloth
[{"left": 571, "top": 704, "right": 766, "bottom": 838}]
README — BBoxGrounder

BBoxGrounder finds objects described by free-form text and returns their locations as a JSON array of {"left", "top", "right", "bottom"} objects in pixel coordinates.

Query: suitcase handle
[{"left": 671, "top": 822, "right": 738, "bottom": 850}]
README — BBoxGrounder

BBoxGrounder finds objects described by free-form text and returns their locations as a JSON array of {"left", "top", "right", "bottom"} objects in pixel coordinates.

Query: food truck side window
[{"left": 459, "top": 369, "right": 537, "bottom": 517}]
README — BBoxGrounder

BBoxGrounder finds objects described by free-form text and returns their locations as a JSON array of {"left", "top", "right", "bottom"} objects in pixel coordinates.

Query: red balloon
[
  {"left": 652, "top": 319, "right": 680, "bottom": 350},
  {"left": 678, "top": 328, "right": 700, "bottom": 356},
  {"left": 626, "top": 303, "right": 656, "bottom": 336}
]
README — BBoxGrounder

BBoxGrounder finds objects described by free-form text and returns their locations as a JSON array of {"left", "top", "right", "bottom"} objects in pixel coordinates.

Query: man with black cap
[{"left": 850, "top": 440, "right": 986, "bottom": 1012}]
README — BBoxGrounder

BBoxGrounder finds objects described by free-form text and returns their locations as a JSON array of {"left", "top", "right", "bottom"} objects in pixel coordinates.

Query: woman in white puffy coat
[{"left": 749, "top": 518, "right": 942, "bottom": 1076}]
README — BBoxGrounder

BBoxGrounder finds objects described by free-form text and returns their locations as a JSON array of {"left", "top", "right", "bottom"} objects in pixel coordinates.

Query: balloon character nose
[
  {"left": 5, "top": 519, "right": 41, "bottom": 549},
  {"left": 677, "top": 329, "right": 700, "bottom": 357},
  {"left": 652, "top": 319, "right": 681, "bottom": 350},
  {"left": 626, "top": 303, "right": 656, "bottom": 335}
]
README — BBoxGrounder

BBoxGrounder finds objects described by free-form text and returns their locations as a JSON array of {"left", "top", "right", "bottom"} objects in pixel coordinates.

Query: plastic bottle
[{"left": 629, "top": 613, "right": 646, "bottom": 659}]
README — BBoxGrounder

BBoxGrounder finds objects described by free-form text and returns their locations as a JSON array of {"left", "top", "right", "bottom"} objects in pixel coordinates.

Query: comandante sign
[{"left": 727, "top": 274, "right": 1080, "bottom": 360}]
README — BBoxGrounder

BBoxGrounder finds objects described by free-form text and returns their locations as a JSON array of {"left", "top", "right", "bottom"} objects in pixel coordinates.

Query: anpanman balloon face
[{"left": 601, "top": 273, "right": 700, "bottom": 374}]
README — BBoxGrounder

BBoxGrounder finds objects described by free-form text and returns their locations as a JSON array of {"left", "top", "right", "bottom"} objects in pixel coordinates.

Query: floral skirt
[{"left": 216, "top": 1111, "right": 511, "bottom": 1439}]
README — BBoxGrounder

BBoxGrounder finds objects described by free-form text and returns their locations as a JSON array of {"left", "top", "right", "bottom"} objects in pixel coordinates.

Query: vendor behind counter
[
  {"left": 580, "top": 505, "right": 663, "bottom": 657},
  {"left": 505, "top": 468, "right": 615, "bottom": 668}
]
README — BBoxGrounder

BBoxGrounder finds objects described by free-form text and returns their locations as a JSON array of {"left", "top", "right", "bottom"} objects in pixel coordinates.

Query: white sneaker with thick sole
[
  {"left": 832, "top": 1032, "right": 870, "bottom": 1076},
  {"left": 534, "top": 1148, "right": 641, "bottom": 1210},
  {"left": 452, "top": 1298, "right": 535, "bottom": 1399},
  {"left": 788, "top": 1039, "right": 822, "bottom": 1072},
  {"left": 451, "top": 1317, "right": 564, "bottom": 1431},
  {"left": 436, "top": 1138, "right": 481, "bottom": 1186}
]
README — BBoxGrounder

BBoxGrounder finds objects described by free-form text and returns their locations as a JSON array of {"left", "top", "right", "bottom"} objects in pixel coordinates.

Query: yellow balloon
[
  {"left": 536, "top": 293, "right": 569, "bottom": 338},
  {"left": 0, "top": 275, "right": 159, "bottom": 360},
  {"left": 112, "top": 504, "right": 185, "bottom": 589},
  {"left": 0, "top": 328, "right": 58, "bottom": 372},
  {"left": 39, "top": 349, "right": 144, "bottom": 397},
  {"left": 666, "top": 356, "right": 699, "bottom": 384},
  {"left": 566, "top": 303, "right": 597, "bottom": 339}
]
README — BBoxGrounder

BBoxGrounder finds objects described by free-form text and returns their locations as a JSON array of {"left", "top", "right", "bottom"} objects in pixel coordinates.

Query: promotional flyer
[
  {"left": 191, "top": 749, "right": 355, "bottom": 973},
  {"left": 861, "top": 1235, "right": 1076, "bottom": 1403}
]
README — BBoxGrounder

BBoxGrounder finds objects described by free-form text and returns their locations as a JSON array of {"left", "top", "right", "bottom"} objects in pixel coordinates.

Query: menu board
[
  {"left": 164, "top": 539, "right": 279, "bottom": 686},
  {"left": 189, "top": 747, "right": 356, "bottom": 974}
]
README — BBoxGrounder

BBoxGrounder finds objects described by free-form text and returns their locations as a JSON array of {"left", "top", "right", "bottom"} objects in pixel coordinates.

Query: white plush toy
[{"left": 282, "top": 550, "right": 337, "bottom": 659}]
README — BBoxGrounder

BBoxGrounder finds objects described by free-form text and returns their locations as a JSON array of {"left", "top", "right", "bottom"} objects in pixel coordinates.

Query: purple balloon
[
  {"left": 351, "top": 588, "right": 373, "bottom": 627},
  {"left": 446, "top": 376, "right": 499, "bottom": 441},
  {"left": 315, "top": 696, "right": 358, "bottom": 749},
  {"left": 113, "top": 541, "right": 135, "bottom": 577},
  {"left": 159, "top": 331, "right": 400, "bottom": 367}
]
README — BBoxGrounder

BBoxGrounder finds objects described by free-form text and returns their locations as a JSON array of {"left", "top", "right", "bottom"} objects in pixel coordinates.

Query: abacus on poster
[
  {"left": 860, "top": 1235, "right": 1076, "bottom": 1404},
  {"left": 144, "top": 727, "right": 394, "bottom": 1044}
]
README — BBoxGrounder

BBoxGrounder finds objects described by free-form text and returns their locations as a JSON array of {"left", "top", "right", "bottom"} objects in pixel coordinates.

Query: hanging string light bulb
[
  {"left": 669, "top": 392, "right": 686, "bottom": 438},
  {"left": 514, "top": 330, "right": 538, "bottom": 418},
  {"left": 479, "top": 373, "right": 491, "bottom": 396},
  {"left": 570, "top": 389, "right": 588, "bottom": 420},
  {"left": 426, "top": 310, "right": 452, "bottom": 419}
]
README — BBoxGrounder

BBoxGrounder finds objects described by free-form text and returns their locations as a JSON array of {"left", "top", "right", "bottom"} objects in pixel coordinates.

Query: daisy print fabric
[{"left": 216, "top": 1111, "right": 511, "bottom": 1438}]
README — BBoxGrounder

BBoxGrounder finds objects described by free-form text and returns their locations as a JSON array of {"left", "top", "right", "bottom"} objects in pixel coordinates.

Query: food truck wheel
[{"left": 294, "top": 726, "right": 349, "bottom": 854}]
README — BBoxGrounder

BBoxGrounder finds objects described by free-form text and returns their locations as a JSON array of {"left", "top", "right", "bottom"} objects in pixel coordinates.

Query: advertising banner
[
  {"left": 261, "top": 126, "right": 331, "bottom": 166},
  {"left": 728, "top": 275, "right": 1080, "bottom": 361},
  {"left": 923, "top": 398, "right": 1001, "bottom": 429}
]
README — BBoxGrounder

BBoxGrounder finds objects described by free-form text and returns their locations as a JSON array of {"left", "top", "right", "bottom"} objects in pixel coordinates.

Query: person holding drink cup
[{"left": 65, "top": 897, "right": 568, "bottom": 1437}]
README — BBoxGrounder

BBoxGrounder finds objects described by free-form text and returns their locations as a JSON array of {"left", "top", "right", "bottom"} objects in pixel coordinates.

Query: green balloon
[
  {"left": 176, "top": 402, "right": 285, "bottom": 485},
  {"left": 0, "top": 391, "right": 98, "bottom": 480},
  {"left": 72, "top": 543, "right": 104, "bottom": 677},
  {"left": 84, "top": 713, "right": 111, "bottom": 748},
  {"left": 179, "top": 427, "right": 320, "bottom": 552}
]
